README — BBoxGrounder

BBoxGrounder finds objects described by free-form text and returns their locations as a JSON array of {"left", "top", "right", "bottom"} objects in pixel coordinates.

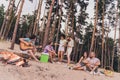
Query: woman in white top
[
  {"left": 58, "top": 35, "right": 66, "bottom": 62},
  {"left": 66, "top": 36, "right": 74, "bottom": 65}
]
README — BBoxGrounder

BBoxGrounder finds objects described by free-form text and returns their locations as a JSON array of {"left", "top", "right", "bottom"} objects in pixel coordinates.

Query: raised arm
[{"left": 78, "top": 56, "right": 83, "bottom": 63}]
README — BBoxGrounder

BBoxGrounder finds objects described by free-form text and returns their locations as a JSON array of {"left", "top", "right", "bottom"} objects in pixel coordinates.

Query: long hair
[{"left": 82, "top": 52, "right": 88, "bottom": 59}]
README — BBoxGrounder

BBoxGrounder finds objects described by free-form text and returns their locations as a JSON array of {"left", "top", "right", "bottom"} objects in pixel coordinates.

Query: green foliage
[
  {"left": 82, "top": 23, "right": 93, "bottom": 52},
  {"left": 107, "top": 37, "right": 114, "bottom": 50},
  {"left": 0, "top": 4, "right": 5, "bottom": 28}
]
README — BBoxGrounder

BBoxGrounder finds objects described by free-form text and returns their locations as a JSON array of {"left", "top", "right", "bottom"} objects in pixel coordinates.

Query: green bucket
[{"left": 40, "top": 53, "right": 49, "bottom": 63}]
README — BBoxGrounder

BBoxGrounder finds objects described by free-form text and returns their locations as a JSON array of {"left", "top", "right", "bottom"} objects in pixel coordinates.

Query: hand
[
  {"left": 26, "top": 42, "right": 32, "bottom": 46},
  {"left": 29, "top": 43, "right": 33, "bottom": 46},
  {"left": 54, "top": 43, "right": 58, "bottom": 46},
  {"left": 76, "top": 63, "right": 80, "bottom": 65},
  {"left": 39, "top": 46, "right": 42, "bottom": 48},
  {"left": 62, "top": 45, "right": 65, "bottom": 47},
  {"left": 55, "top": 53, "right": 57, "bottom": 56}
]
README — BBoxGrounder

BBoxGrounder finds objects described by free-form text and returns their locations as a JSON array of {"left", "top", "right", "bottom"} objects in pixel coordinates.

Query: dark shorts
[{"left": 80, "top": 62, "right": 86, "bottom": 67}]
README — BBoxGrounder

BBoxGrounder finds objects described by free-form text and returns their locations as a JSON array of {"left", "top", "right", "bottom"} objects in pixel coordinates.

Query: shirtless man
[{"left": 19, "top": 35, "right": 39, "bottom": 61}]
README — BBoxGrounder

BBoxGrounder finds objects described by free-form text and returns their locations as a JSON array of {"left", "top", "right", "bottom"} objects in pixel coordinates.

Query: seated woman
[
  {"left": 0, "top": 51, "right": 28, "bottom": 67},
  {"left": 73, "top": 52, "right": 88, "bottom": 70},
  {"left": 43, "top": 41, "right": 56, "bottom": 63}
]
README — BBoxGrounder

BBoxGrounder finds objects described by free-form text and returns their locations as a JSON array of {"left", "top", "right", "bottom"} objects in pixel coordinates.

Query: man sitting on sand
[
  {"left": 19, "top": 35, "right": 39, "bottom": 61},
  {"left": 0, "top": 51, "right": 28, "bottom": 67},
  {"left": 85, "top": 52, "right": 100, "bottom": 74}
]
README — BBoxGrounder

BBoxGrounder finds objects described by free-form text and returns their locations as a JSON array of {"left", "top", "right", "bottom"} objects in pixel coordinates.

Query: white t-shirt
[
  {"left": 59, "top": 39, "right": 66, "bottom": 47},
  {"left": 87, "top": 57, "right": 100, "bottom": 67},
  {"left": 67, "top": 39, "right": 74, "bottom": 48}
]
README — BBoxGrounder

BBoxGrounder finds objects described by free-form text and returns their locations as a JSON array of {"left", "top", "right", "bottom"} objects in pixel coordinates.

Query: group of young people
[
  {"left": 19, "top": 34, "right": 74, "bottom": 65},
  {"left": 19, "top": 34, "right": 100, "bottom": 73},
  {"left": 43, "top": 35, "right": 74, "bottom": 65}
]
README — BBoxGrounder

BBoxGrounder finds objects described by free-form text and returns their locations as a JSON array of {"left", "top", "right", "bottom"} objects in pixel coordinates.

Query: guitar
[
  {"left": 20, "top": 42, "right": 42, "bottom": 50},
  {"left": 20, "top": 42, "right": 34, "bottom": 50}
]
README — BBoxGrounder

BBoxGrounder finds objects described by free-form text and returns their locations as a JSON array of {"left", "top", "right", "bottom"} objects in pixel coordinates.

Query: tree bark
[
  {"left": 4, "top": 0, "right": 21, "bottom": 40},
  {"left": 33, "top": 0, "right": 43, "bottom": 35},
  {"left": 0, "top": 0, "right": 13, "bottom": 39},
  {"left": 43, "top": 0, "right": 55, "bottom": 47},
  {"left": 10, "top": 0, "right": 25, "bottom": 49},
  {"left": 55, "top": 3, "right": 63, "bottom": 51},
  {"left": 90, "top": 0, "right": 98, "bottom": 52},
  {"left": 2, "top": 0, "right": 15, "bottom": 40},
  {"left": 101, "top": 0, "right": 105, "bottom": 68},
  {"left": 118, "top": 5, "right": 120, "bottom": 72},
  {"left": 111, "top": 2, "right": 119, "bottom": 68}
]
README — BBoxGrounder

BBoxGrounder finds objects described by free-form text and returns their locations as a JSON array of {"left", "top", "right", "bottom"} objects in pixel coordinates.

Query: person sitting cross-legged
[
  {"left": 43, "top": 41, "right": 56, "bottom": 63},
  {"left": 73, "top": 52, "right": 88, "bottom": 70},
  {"left": 85, "top": 52, "right": 100, "bottom": 74}
]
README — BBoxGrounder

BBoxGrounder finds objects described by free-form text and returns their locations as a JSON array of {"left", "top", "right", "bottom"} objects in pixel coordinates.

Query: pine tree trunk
[
  {"left": 108, "top": 48, "right": 110, "bottom": 66},
  {"left": 0, "top": 0, "right": 13, "bottom": 39},
  {"left": 118, "top": 8, "right": 120, "bottom": 72},
  {"left": 90, "top": 0, "right": 98, "bottom": 52},
  {"left": 33, "top": 0, "right": 43, "bottom": 35},
  {"left": 55, "top": 3, "right": 63, "bottom": 51},
  {"left": 2, "top": 0, "right": 15, "bottom": 39},
  {"left": 10, "top": 0, "right": 25, "bottom": 50},
  {"left": 111, "top": 2, "right": 119, "bottom": 68},
  {"left": 101, "top": 0, "right": 105, "bottom": 68},
  {"left": 4, "top": 0, "right": 21, "bottom": 40},
  {"left": 43, "top": 0, "right": 55, "bottom": 47},
  {"left": 49, "top": 20, "right": 57, "bottom": 41}
]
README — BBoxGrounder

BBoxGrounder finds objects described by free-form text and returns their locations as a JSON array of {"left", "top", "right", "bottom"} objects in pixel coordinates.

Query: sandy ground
[{"left": 0, "top": 41, "right": 120, "bottom": 80}]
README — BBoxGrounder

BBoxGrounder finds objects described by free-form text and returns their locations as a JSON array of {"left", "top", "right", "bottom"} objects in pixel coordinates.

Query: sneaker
[
  {"left": 57, "top": 62, "right": 61, "bottom": 64},
  {"left": 64, "top": 64, "right": 69, "bottom": 68},
  {"left": 69, "top": 66, "right": 73, "bottom": 70},
  {"left": 94, "top": 72, "right": 98, "bottom": 75}
]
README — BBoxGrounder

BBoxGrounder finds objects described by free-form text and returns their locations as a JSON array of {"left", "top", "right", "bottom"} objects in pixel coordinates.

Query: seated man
[
  {"left": 0, "top": 51, "right": 28, "bottom": 67},
  {"left": 43, "top": 41, "right": 56, "bottom": 63},
  {"left": 19, "top": 35, "right": 39, "bottom": 62},
  {"left": 85, "top": 52, "right": 100, "bottom": 74}
]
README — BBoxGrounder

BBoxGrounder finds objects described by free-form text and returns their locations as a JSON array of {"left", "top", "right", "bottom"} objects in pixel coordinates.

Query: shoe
[
  {"left": 64, "top": 64, "right": 69, "bottom": 68},
  {"left": 57, "top": 62, "right": 61, "bottom": 64},
  {"left": 69, "top": 66, "right": 73, "bottom": 70},
  {"left": 94, "top": 72, "right": 98, "bottom": 75}
]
